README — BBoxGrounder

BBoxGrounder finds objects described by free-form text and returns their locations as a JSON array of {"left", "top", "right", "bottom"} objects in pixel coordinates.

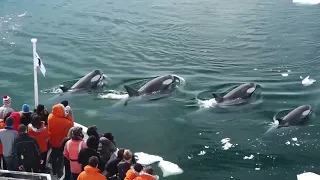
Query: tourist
[
  {"left": 0, "top": 95, "right": 14, "bottom": 120},
  {"left": 87, "top": 125, "right": 101, "bottom": 141},
  {"left": 124, "top": 163, "right": 143, "bottom": 180},
  {"left": 20, "top": 104, "right": 32, "bottom": 126},
  {"left": 48, "top": 103, "right": 74, "bottom": 178},
  {"left": 104, "top": 148, "right": 125, "bottom": 180},
  {"left": 98, "top": 136, "right": 117, "bottom": 165},
  {"left": 0, "top": 117, "right": 18, "bottom": 170},
  {"left": 32, "top": 104, "right": 49, "bottom": 126},
  {"left": 103, "top": 132, "right": 116, "bottom": 146},
  {"left": 77, "top": 156, "right": 106, "bottom": 180},
  {"left": 63, "top": 127, "right": 87, "bottom": 180},
  {"left": 0, "top": 118, "right": 6, "bottom": 169},
  {"left": 134, "top": 166, "right": 159, "bottom": 180},
  {"left": 15, "top": 124, "right": 42, "bottom": 173},
  {"left": 28, "top": 115, "right": 49, "bottom": 173},
  {"left": 117, "top": 149, "right": 135, "bottom": 180},
  {"left": 10, "top": 112, "right": 21, "bottom": 132},
  {"left": 78, "top": 135, "right": 104, "bottom": 171},
  {"left": 61, "top": 127, "right": 75, "bottom": 180}
]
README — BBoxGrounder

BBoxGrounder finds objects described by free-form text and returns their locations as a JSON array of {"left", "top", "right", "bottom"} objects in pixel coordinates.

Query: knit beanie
[
  {"left": 3, "top": 94, "right": 11, "bottom": 106},
  {"left": 22, "top": 104, "right": 30, "bottom": 113},
  {"left": 5, "top": 116, "right": 14, "bottom": 127}
]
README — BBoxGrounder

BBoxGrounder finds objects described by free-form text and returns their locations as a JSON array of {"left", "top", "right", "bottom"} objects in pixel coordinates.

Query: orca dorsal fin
[
  {"left": 212, "top": 93, "right": 223, "bottom": 103},
  {"left": 124, "top": 85, "right": 139, "bottom": 97}
]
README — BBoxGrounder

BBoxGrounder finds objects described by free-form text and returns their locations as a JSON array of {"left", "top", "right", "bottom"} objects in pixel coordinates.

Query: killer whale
[
  {"left": 276, "top": 104, "right": 312, "bottom": 128},
  {"left": 60, "top": 69, "right": 105, "bottom": 92},
  {"left": 212, "top": 83, "right": 257, "bottom": 104},
  {"left": 124, "top": 75, "right": 180, "bottom": 97}
]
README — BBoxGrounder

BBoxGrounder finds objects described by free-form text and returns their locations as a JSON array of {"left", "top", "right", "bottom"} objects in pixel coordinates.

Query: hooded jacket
[
  {"left": 28, "top": 124, "right": 49, "bottom": 153},
  {"left": 98, "top": 137, "right": 117, "bottom": 164},
  {"left": 10, "top": 112, "right": 21, "bottom": 132},
  {"left": 77, "top": 165, "right": 107, "bottom": 180},
  {"left": 48, "top": 104, "right": 74, "bottom": 148},
  {"left": 134, "top": 173, "right": 159, "bottom": 180},
  {"left": 125, "top": 168, "right": 139, "bottom": 180}
]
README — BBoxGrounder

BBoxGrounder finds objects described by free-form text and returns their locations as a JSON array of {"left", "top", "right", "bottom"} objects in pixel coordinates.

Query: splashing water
[{"left": 98, "top": 90, "right": 129, "bottom": 100}]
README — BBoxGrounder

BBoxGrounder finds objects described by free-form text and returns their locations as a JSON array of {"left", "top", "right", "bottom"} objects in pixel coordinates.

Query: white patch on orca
[
  {"left": 91, "top": 75, "right": 101, "bottom": 82},
  {"left": 246, "top": 87, "right": 256, "bottom": 94},
  {"left": 163, "top": 79, "right": 173, "bottom": 85},
  {"left": 302, "top": 109, "right": 310, "bottom": 116},
  {"left": 302, "top": 76, "right": 316, "bottom": 86}
]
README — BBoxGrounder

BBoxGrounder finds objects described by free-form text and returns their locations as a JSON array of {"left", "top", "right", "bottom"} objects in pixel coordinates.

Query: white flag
[{"left": 34, "top": 52, "right": 46, "bottom": 76}]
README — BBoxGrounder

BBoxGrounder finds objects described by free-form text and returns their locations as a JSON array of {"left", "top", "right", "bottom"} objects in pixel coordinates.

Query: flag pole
[{"left": 31, "top": 38, "right": 39, "bottom": 108}]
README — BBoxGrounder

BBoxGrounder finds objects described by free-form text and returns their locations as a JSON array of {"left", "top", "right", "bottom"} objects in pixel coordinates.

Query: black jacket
[
  {"left": 117, "top": 161, "right": 132, "bottom": 180},
  {"left": 104, "top": 157, "right": 122, "bottom": 178},
  {"left": 14, "top": 134, "right": 41, "bottom": 167},
  {"left": 78, "top": 148, "right": 104, "bottom": 172},
  {"left": 20, "top": 112, "right": 32, "bottom": 126}
]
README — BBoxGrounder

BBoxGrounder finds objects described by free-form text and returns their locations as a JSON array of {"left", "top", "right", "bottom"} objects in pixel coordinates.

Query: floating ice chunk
[
  {"left": 297, "top": 172, "right": 320, "bottom": 180},
  {"left": 134, "top": 152, "right": 163, "bottom": 165},
  {"left": 302, "top": 76, "right": 316, "bottom": 86},
  {"left": 158, "top": 160, "right": 183, "bottom": 177},
  {"left": 243, "top": 155, "right": 254, "bottom": 160},
  {"left": 293, "top": 0, "right": 320, "bottom": 4}
]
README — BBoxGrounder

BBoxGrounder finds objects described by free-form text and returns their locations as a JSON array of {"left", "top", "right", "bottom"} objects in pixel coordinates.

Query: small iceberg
[
  {"left": 302, "top": 76, "right": 316, "bottom": 86},
  {"left": 134, "top": 152, "right": 163, "bottom": 165},
  {"left": 158, "top": 160, "right": 184, "bottom": 177},
  {"left": 297, "top": 172, "right": 320, "bottom": 180}
]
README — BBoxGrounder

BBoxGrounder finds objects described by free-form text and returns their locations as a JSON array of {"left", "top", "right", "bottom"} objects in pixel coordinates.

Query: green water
[{"left": 1, "top": 0, "right": 320, "bottom": 179}]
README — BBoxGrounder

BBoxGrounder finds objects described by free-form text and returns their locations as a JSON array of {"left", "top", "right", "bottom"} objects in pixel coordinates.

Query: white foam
[
  {"left": 281, "top": 73, "right": 289, "bottom": 77},
  {"left": 221, "top": 138, "right": 234, "bottom": 150},
  {"left": 285, "top": 141, "right": 291, "bottom": 145},
  {"left": 297, "top": 172, "right": 320, "bottom": 180},
  {"left": 293, "top": 0, "right": 320, "bottom": 4},
  {"left": 255, "top": 167, "right": 260, "bottom": 171},
  {"left": 243, "top": 155, "right": 254, "bottom": 160},
  {"left": 18, "top": 12, "right": 27, "bottom": 17},
  {"left": 98, "top": 92, "right": 129, "bottom": 99},
  {"left": 204, "top": 146, "right": 209, "bottom": 149},
  {"left": 134, "top": 152, "right": 163, "bottom": 165},
  {"left": 302, "top": 76, "right": 316, "bottom": 86},
  {"left": 292, "top": 137, "right": 298, "bottom": 141},
  {"left": 198, "top": 98, "right": 217, "bottom": 108},
  {"left": 158, "top": 160, "right": 183, "bottom": 177}
]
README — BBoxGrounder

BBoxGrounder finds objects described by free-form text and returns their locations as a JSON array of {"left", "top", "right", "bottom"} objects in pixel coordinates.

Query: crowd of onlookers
[{"left": 0, "top": 94, "right": 159, "bottom": 180}]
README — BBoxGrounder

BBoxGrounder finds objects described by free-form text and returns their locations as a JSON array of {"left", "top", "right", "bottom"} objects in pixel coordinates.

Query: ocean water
[{"left": 1, "top": 0, "right": 320, "bottom": 179}]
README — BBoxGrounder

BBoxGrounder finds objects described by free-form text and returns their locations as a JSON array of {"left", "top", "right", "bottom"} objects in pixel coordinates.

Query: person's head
[
  {"left": 60, "top": 100, "right": 68, "bottom": 107},
  {"left": 87, "top": 135, "right": 99, "bottom": 150},
  {"left": 31, "top": 115, "right": 42, "bottom": 129},
  {"left": 36, "top": 104, "right": 45, "bottom": 114},
  {"left": 145, "top": 166, "right": 154, "bottom": 175},
  {"left": 87, "top": 125, "right": 99, "bottom": 139},
  {"left": 18, "top": 124, "right": 27, "bottom": 134},
  {"left": 72, "top": 126, "right": 84, "bottom": 140},
  {"left": 22, "top": 104, "right": 30, "bottom": 113},
  {"left": 133, "top": 163, "right": 143, "bottom": 173},
  {"left": 5, "top": 116, "right": 14, "bottom": 128},
  {"left": 117, "top": 148, "right": 125, "bottom": 159},
  {"left": 3, "top": 94, "right": 11, "bottom": 107},
  {"left": 123, "top": 149, "right": 133, "bottom": 162},
  {"left": 88, "top": 156, "right": 99, "bottom": 168},
  {"left": 67, "top": 127, "right": 75, "bottom": 138}
]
